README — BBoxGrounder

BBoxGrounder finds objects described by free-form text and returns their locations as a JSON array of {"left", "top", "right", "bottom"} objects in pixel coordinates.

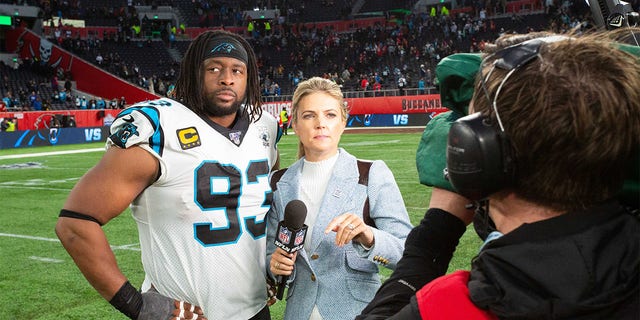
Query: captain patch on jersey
[{"left": 177, "top": 127, "right": 201, "bottom": 150}]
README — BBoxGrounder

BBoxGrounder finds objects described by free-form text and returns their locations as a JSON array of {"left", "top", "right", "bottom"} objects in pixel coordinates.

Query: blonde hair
[{"left": 291, "top": 77, "right": 349, "bottom": 159}]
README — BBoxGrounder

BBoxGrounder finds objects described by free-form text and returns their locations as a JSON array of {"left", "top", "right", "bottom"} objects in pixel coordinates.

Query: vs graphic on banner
[
  {"left": 84, "top": 128, "right": 102, "bottom": 141},
  {"left": 393, "top": 114, "right": 408, "bottom": 125}
]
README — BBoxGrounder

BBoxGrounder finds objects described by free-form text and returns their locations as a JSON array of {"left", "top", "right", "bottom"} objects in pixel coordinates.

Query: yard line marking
[
  {"left": 111, "top": 244, "right": 142, "bottom": 251},
  {"left": 0, "top": 233, "right": 60, "bottom": 242},
  {"left": 341, "top": 140, "right": 400, "bottom": 147},
  {"left": 0, "top": 233, "right": 141, "bottom": 251},
  {"left": 0, "top": 185, "right": 72, "bottom": 191},
  {"left": 0, "top": 148, "right": 104, "bottom": 160},
  {"left": 29, "top": 256, "right": 64, "bottom": 263}
]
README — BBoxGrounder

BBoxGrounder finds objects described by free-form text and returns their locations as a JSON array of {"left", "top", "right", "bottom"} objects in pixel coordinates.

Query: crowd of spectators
[
  {"left": 1, "top": 56, "right": 128, "bottom": 112},
  {"left": 1, "top": 58, "right": 60, "bottom": 111},
  {"left": 1, "top": 0, "right": 602, "bottom": 111},
  {"left": 249, "top": 0, "right": 593, "bottom": 98}
]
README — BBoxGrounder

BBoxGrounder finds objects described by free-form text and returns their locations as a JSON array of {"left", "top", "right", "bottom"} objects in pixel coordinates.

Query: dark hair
[{"left": 174, "top": 30, "right": 263, "bottom": 122}]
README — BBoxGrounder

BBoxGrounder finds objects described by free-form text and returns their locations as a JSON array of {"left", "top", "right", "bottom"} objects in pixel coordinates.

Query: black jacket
[
  {"left": 469, "top": 201, "right": 639, "bottom": 319},
  {"left": 358, "top": 202, "right": 640, "bottom": 319}
]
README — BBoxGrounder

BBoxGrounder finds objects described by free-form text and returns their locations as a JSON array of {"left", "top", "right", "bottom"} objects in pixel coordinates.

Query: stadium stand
[{"left": 1, "top": 0, "right": 597, "bottom": 111}]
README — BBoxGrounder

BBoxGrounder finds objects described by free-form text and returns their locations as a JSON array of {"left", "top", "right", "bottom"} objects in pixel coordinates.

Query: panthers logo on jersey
[
  {"left": 258, "top": 125, "right": 271, "bottom": 147},
  {"left": 110, "top": 115, "right": 140, "bottom": 148}
]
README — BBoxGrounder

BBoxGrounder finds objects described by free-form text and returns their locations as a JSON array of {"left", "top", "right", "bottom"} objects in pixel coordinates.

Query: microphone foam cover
[{"left": 284, "top": 200, "right": 307, "bottom": 229}]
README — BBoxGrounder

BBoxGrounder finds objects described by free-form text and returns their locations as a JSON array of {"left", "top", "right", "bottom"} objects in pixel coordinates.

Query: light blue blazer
[{"left": 266, "top": 148, "right": 413, "bottom": 320}]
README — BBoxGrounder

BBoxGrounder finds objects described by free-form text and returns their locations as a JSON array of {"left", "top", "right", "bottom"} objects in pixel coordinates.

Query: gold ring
[
  {"left": 347, "top": 223, "right": 356, "bottom": 230},
  {"left": 275, "top": 262, "right": 280, "bottom": 269}
]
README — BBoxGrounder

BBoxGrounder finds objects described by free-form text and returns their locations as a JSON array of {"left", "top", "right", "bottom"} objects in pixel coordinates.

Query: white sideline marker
[
  {"left": 0, "top": 232, "right": 140, "bottom": 252},
  {"left": 0, "top": 147, "right": 104, "bottom": 160},
  {"left": 29, "top": 256, "right": 64, "bottom": 263}
]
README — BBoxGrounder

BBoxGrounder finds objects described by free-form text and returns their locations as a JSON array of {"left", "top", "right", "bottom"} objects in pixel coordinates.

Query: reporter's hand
[
  {"left": 325, "top": 212, "right": 374, "bottom": 248},
  {"left": 270, "top": 247, "right": 296, "bottom": 277}
]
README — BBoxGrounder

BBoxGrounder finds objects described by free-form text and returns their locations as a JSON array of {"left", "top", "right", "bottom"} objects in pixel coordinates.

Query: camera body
[{"left": 588, "top": 0, "right": 640, "bottom": 29}]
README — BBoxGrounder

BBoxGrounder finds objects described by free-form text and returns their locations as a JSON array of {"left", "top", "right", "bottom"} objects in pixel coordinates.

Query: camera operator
[{"left": 358, "top": 29, "right": 640, "bottom": 319}]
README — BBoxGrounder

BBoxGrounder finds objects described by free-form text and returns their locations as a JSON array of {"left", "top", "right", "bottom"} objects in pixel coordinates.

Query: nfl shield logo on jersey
[{"left": 229, "top": 131, "right": 242, "bottom": 145}]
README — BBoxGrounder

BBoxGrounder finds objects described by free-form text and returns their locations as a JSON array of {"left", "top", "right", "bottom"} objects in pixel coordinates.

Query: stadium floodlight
[{"left": 0, "top": 15, "right": 11, "bottom": 25}]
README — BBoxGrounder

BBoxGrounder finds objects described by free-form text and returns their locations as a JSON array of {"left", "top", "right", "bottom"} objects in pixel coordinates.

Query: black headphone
[
  {"left": 445, "top": 37, "right": 567, "bottom": 200},
  {"left": 446, "top": 112, "right": 515, "bottom": 201}
]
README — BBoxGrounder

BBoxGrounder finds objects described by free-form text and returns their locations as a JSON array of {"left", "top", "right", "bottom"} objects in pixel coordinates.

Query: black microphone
[{"left": 274, "top": 200, "right": 308, "bottom": 300}]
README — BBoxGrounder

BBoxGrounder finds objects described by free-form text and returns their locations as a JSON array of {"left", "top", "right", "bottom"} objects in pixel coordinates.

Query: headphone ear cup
[{"left": 446, "top": 112, "right": 516, "bottom": 200}]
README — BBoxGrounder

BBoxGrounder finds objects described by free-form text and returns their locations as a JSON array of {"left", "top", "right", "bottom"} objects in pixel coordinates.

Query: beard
[{"left": 204, "top": 90, "right": 243, "bottom": 117}]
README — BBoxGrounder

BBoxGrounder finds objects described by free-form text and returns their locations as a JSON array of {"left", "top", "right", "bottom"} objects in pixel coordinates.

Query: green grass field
[{"left": 0, "top": 133, "right": 481, "bottom": 319}]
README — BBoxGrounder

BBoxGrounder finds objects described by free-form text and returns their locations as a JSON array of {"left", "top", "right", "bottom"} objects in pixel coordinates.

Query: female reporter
[{"left": 265, "top": 77, "right": 413, "bottom": 320}]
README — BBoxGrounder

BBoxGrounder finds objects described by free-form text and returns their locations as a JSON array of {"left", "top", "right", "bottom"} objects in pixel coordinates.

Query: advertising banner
[
  {"left": 262, "top": 95, "right": 448, "bottom": 119},
  {"left": 346, "top": 113, "right": 435, "bottom": 128},
  {"left": 0, "top": 126, "right": 109, "bottom": 149}
]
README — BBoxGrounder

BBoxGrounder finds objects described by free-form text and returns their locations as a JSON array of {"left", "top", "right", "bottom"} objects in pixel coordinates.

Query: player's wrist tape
[
  {"left": 109, "top": 281, "right": 143, "bottom": 320},
  {"left": 58, "top": 209, "right": 103, "bottom": 226}
]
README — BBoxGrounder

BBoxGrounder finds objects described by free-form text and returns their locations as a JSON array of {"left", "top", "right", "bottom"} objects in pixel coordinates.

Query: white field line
[
  {"left": 29, "top": 256, "right": 64, "bottom": 263},
  {"left": 0, "top": 147, "right": 104, "bottom": 160},
  {"left": 0, "top": 185, "right": 73, "bottom": 191},
  {"left": 0, "top": 232, "right": 140, "bottom": 251},
  {"left": 341, "top": 140, "right": 401, "bottom": 147}
]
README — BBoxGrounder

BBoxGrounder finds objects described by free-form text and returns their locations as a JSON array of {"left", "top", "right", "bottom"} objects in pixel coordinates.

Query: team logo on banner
[
  {"left": 49, "top": 128, "right": 60, "bottom": 144},
  {"left": 15, "top": 30, "right": 72, "bottom": 70},
  {"left": 278, "top": 226, "right": 291, "bottom": 244},
  {"left": 177, "top": 127, "right": 201, "bottom": 150}
]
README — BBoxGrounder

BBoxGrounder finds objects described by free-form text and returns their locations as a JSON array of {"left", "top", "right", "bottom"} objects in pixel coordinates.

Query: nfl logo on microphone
[
  {"left": 294, "top": 229, "right": 306, "bottom": 246},
  {"left": 278, "top": 226, "right": 291, "bottom": 244}
]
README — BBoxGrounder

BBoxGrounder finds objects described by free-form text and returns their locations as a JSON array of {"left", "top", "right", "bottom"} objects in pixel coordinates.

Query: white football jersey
[{"left": 107, "top": 98, "right": 279, "bottom": 319}]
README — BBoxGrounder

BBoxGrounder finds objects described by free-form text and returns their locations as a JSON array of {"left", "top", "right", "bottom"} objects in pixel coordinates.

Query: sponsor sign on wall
[
  {"left": 0, "top": 126, "right": 109, "bottom": 149},
  {"left": 346, "top": 113, "right": 436, "bottom": 127}
]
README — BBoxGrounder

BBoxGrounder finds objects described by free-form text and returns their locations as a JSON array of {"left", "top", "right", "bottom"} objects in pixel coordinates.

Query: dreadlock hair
[{"left": 173, "top": 30, "right": 263, "bottom": 122}]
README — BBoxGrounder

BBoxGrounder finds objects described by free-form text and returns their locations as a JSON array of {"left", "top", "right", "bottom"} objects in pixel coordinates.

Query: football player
[{"left": 56, "top": 30, "right": 280, "bottom": 320}]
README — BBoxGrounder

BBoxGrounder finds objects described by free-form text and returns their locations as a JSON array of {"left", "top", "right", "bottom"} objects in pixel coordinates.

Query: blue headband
[{"left": 204, "top": 36, "right": 248, "bottom": 65}]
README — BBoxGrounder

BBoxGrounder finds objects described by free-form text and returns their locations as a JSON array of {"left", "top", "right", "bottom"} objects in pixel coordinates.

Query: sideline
[
  {"left": 0, "top": 147, "right": 104, "bottom": 160},
  {"left": 0, "top": 128, "right": 421, "bottom": 160},
  {"left": 0, "top": 232, "right": 140, "bottom": 252},
  {"left": 344, "top": 126, "right": 424, "bottom": 134}
]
